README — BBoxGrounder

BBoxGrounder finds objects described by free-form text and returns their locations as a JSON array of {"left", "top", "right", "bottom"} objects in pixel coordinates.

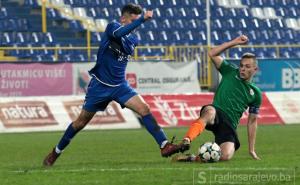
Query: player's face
[
  {"left": 239, "top": 58, "right": 257, "bottom": 81},
  {"left": 121, "top": 13, "right": 140, "bottom": 25}
]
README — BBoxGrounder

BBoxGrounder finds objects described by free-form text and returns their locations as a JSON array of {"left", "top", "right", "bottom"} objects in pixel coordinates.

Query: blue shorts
[{"left": 82, "top": 77, "right": 137, "bottom": 112}]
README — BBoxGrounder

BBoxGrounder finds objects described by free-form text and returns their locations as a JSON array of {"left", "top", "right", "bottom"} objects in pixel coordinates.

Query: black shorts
[{"left": 202, "top": 105, "right": 240, "bottom": 150}]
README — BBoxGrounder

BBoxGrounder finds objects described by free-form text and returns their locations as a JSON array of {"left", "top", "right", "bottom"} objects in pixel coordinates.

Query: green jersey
[{"left": 213, "top": 60, "right": 262, "bottom": 129}]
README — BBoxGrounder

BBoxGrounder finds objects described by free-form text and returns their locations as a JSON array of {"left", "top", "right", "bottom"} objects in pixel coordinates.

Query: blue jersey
[{"left": 89, "top": 16, "right": 145, "bottom": 86}]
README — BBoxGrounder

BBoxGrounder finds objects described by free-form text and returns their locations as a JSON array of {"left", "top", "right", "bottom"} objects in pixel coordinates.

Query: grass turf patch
[{"left": 0, "top": 124, "right": 299, "bottom": 185}]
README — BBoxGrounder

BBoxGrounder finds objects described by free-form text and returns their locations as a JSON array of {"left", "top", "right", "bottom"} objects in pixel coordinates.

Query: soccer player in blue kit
[{"left": 43, "top": 3, "right": 179, "bottom": 166}]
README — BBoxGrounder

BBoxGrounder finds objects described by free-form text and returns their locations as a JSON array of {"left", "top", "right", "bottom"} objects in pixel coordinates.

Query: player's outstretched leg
[
  {"left": 43, "top": 110, "right": 95, "bottom": 166},
  {"left": 124, "top": 95, "right": 181, "bottom": 157},
  {"left": 43, "top": 123, "right": 78, "bottom": 166},
  {"left": 141, "top": 113, "right": 181, "bottom": 157},
  {"left": 177, "top": 106, "right": 216, "bottom": 154}
]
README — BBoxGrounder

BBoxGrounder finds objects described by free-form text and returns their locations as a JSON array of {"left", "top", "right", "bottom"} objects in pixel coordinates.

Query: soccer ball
[{"left": 198, "top": 142, "right": 221, "bottom": 163}]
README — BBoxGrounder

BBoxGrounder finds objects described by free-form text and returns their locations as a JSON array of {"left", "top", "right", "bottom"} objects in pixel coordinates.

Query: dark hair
[{"left": 121, "top": 3, "right": 142, "bottom": 15}]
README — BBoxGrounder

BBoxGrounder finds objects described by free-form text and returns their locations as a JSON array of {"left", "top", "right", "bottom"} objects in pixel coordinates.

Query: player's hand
[
  {"left": 144, "top": 10, "right": 153, "bottom": 21},
  {"left": 233, "top": 35, "right": 248, "bottom": 45},
  {"left": 249, "top": 151, "right": 261, "bottom": 160}
]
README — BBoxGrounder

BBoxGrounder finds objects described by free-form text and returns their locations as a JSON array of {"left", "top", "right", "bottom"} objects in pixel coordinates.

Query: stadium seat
[
  {"left": 236, "top": 18, "right": 248, "bottom": 31},
  {"left": 251, "top": 7, "right": 265, "bottom": 19},
  {"left": 242, "top": 0, "right": 263, "bottom": 6},
  {"left": 95, "top": 19, "right": 108, "bottom": 31},
  {"left": 222, "top": 19, "right": 236, "bottom": 30},
  {"left": 24, "top": 0, "right": 40, "bottom": 7},
  {"left": 212, "top": 7, "right": 225, "bottom": 18},
  {"left": 50, "top": 0, "right": 66, "bottom": 7},
  {"left": 81, "top": 17, "right": 97, "bottom": 32},
  {"left": 285, "top": 18, "right": 300, "bottom": 30},
  {"left": 269, "top": 18, "right": 284, "bottom": 29},
  {"left": 69, "top": 20, "right": 84, "bottom": 31},
  {"left": 236, "top": 8, "right": 250, "bottom": 18},
  {"left": 275, "top": 7, "right": 286, "bottom": 17},
  {"left": 161, "top": 19, "right": 171, "bottom": 29},
  {"left": 91, "top": 32, "right": 102, "bottom": 44},
  {"left": 59, "top": 6, "right": 74, "bottom": 20},
  {"left": 218, "top": 0, "right": 247, "bottom": 8},
  {"left": 73, "top": 7, "right": 88, "bottom": 18},
  {"left": 264, "top": 48, "right": 277, "bottom": 58},
  {"left": 285, "top": 6, "right": 300, "bottom": 18},
  {"left": 263, "top": 7, "right": 280, "bottom": 19},
  {"left": 0, "top": 8, "right": 8, "bottom": 19},
  {"left": 47, "top": 8, "right": 63, "bottom": 20}
]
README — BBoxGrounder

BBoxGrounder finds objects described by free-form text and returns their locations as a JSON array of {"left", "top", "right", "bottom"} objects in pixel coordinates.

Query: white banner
[
  {"left": 126, "top": 61, "right": 201, "bottom": 94},
  {"left": 73, "top": 61, "right": 201, "bottom": 94},
  {"left": 266, "top": 92, "right": 300, "bottom": 124},
  {"left": 0, "top": 96, "right": 140, "bottom": 133}
]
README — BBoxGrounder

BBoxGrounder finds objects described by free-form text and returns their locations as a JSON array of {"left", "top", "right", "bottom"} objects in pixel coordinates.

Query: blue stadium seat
[
  {"left": 212, "top": 19, "right": 223, "bottom": 30},
  {"left": 223, "top": 8, "right": 238, "bottom": 18},
  {"left": 211, "top": 7, "right": 224, "bottom": 18},
  {"left": 0, "top": 8, "right": 8, "bottom": 19},
  {"left": 235, "top": 8, "right": 250, "bottom": 18},
  {"left": 242, "top": 0, "right": 264, "bottom": 6},
  {"left": 293, "top": 48, "right": 300, "bottom": 58},
  {"left": 263, "top": 48, "right": 277, "bottom": 58},
  {"left": 1, "top": 32, "right": 14, "bottom": 46},
  {"left": 24, "top": 0, "right": 39, "bottom": 7},
  {"left": 69, "top": 20, "right": 84, "bottom": 31},
  {"left": 4, "top": 19, "right": 18, "bottom": 31},
  {"left": 192, "top": 31, "right": 207, "bottom": 45},
  {"left": 91, "top": 32, "right": 102, "bottom": 43},
  {"left": 47, "top": 9, "right": 63, "bottom": 20},
  {"left": 17, "top": 19, "right": 29, "bottom": 31},
  {"left": 280, "top": 48, "right": 294, "bottom": 58},
  {"left": 222, "top": 19, "right": 236, "bottom": 30}
]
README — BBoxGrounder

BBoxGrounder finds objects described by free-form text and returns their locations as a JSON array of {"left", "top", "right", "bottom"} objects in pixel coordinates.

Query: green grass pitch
[{"left": 0, "top": 124, "right": 299, "bottom": 185}]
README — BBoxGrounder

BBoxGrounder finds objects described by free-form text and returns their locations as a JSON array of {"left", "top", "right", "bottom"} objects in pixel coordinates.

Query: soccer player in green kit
[{"left": 170, "top": 35, "right": 262, "bottom": 162}]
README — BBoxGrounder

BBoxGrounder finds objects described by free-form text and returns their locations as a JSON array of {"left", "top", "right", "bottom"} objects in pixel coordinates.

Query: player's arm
[
  {"left": 247, "top": 110, "right": 260, "bottom": 160},
  {"left": 208, "top": 35, "right": 249, "bottom": 69},
  {"left": 112, "top": 11, "right": 153, "bottom": 38}
]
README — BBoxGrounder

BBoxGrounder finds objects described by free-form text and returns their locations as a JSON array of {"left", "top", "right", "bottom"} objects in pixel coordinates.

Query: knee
[
  {"left": 220, "top": 151, "right": 234, "bottom": 161},
  {"left": 200, "top": 106, "right": 216, "bottom": 123},
  {"left": 138, "top": 103, "right": 151, "bottom": 116}
]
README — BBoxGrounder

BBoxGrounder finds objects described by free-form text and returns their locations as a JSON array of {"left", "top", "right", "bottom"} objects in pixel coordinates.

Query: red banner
[
  {"left": 142, "top": 93, "right": 283, "bottom": 127},
  {"left": 239, "top": 93, "right": 284, "bottom": 125}
]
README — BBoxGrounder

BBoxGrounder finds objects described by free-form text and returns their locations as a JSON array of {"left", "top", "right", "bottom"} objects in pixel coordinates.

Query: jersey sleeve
[
  {"left": 248, "top": 88, "right": 262, "bottom": 114},
  {"left": 106, "top": 22, "right": 121, "bottom": 38},
  {"left": 106, "top": 16, "right": 144, "bottom": 39},
  {"left": 218, "top": 60, "right": 237, "bottom": 76}
]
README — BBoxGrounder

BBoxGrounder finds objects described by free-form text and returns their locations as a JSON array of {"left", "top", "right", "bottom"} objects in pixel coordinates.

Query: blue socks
[
  {"left": 141, "top": 114, "right": 168, "bottom": 148},
  {"left": 55, "top": 114, "right": 168, "bottom": 153},
  {"left": 56, "top": 123, "right": 78, "bottom": 153}
]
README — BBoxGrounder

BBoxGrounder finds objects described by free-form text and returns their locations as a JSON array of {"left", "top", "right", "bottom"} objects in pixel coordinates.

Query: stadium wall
[
  {"left": 1, "top": 60, "right": 300, "bottom": 133},
  {"left": 0, "top": 92, "right": 299, "bottom": 133},
  {"left": 0, "top": 95, "right": 140, "bottom": 133}
]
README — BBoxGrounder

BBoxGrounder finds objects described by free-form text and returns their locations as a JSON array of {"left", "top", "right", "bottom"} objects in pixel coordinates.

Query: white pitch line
[
  {"left": 9, "top": 167, "right": 295, "bottom": 174},
  {"left": 9, "top": 167, "right": 191, "bottom": 174}
]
